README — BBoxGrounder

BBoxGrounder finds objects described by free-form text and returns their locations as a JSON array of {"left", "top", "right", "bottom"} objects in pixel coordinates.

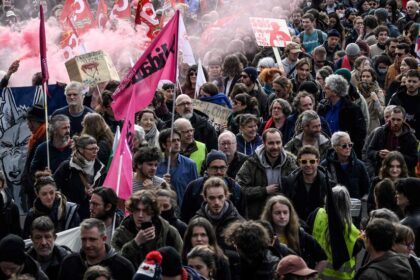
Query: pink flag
[
  {"left": 111, "top": 11, "right": 179, "bottom": 120},
  {"left": 103, "top": 97, "right": 135, "bottom": 200},
  {"left": 39, "top": 4, "right": 48, "bottom": 83},
  {"left": 105, "top": 11, "right": 179, "bottom": 199}
]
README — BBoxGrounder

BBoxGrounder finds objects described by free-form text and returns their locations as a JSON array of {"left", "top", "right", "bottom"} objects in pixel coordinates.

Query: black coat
[
  {"left": 57, "top": 245, "right": 135, "bottom": 280},
  {"left": 318, "top": 96, "right": 367, "bottom": 158},
  {"left": 27, "top": 245, "right": 72, "bottom": 280},
  {"left": 282, "top": 167, "right": 332, "bottom": 221},
  {"left": 401, "top": 208, "right": 420, "bottom": 257},
  {"left": 0, "top": 254, "right": 48, "bottom": 280},
  {"left": 236, "top": 250, "right": 279, "bottom": 280},
  {"left": 0, "top": 189, "right": 21, "bottom": 240},
  {"left": 54, "top": 159, "right": 106, "bottom": 220},
  {"left": 321, "top": 149, "right": 370, "bottom": 199}
]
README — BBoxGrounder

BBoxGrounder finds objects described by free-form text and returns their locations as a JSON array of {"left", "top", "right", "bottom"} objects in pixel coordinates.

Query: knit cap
[
  {"left": 242, "top": 67, "right": 258, "bottom": 83},
  {"left": 0, "top": 234, "right": 26, "bottom": 265},
  {"left": 133, "top": 251, "right": 162, "bottom": 280},
  {"left": 206, "top": 149, "right": 227, "bottom": 166},
  {"left": 335, "top": 68, "right": 352, "bottom": 83},
  {"left": 158, "top": 246, "right": 183, "bottom": 277},
  {"left": 345, "top": 43, "right": 360, "bottom": 57}
]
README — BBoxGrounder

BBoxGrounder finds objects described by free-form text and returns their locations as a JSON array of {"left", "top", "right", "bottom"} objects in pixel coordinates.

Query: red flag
[
  {"left": 39, "top": 5, "right": 48, "bottom": 83},
  {"left": 110, "top": 0, "right": 131, "bottom": 21},
  {"left": 96, "top": 0, "right": 109, "bottom": 29},
  {"left": 60, "top": 0, "right": 95, "bottom": 35},
  {"left": 60, "top": 30, "right": 81, "bottom": 59},
  {"left": 135, "top": 0, "right": 161, "bottom": 39},
  {"left": 111, "top": 11, "right": 179, "bottom": 120}
]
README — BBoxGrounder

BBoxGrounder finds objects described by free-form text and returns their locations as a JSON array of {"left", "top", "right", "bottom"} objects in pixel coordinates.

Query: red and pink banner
[
  {"left": 39, "top": 5, "right": 49, "bottom": 83},
  {"left": 104, "top": 11, "right": 179, "bottom": 200},
  {"left": 135, "top": 0, "right": 161, "bottom": 40},
  {"left": 96, "top": 0, "right": 109, "bottom": 29},
  {"left": 110, "top": 0, "right": 131, "bottom": 21},
  {"left": 60, "top": 0, "right": 95, "bottom": 35}
]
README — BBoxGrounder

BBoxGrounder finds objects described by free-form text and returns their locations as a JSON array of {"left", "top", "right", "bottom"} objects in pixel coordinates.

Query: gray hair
[
  {"left": 134, "top": 125, "right": 145, "bottom": 143},
  {"left": 49, "top": 114, "right": 70, "bottom": 136},
  {"left": 369, "top": 208, "right": 400, "bottom": 224},
  {"left": 383, "top": 105, "right": 396, "bottom": 116},
  {"left": 332, "top": 185, "right": 353, "bottom": 236},
  {"left": 173, "top": 118, "right": 192, "bottom": 131},
  {"left": 218, "top": 130, "right": 236, "bottom": 143},
  {"left": 80, "top": 218, "right": 106, "bottom": 237},
  {"left": 270, "top": 98, "right": 292, "bottom": 116},
  {"left": 301, "top": 110, "right": 320, "bottom": 127},
  {"left": 257, "top": 57, "right": 276, "bottom": 71},
  {"left": 325, "top": 74, "right": 349, "bottom": 97},
  {"left": 331, "top": 131, "right": 350, "bottom": 146},
  {"left": 65, "top": 81, "right": 84, "bottom": 96}
]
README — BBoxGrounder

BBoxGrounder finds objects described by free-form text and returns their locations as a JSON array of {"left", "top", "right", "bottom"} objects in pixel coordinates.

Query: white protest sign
[{"left": 249, "top": 17, "right": 292, "bottom": 48}]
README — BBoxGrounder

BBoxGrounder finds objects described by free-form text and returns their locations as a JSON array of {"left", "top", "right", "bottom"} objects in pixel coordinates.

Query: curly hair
[
  {"left": 260, "top": 195, "right": 301, "bottom": 254},
  {"left": 222, "top": 54, "right": 242, "bottom": 77},
  {"left": 325, "top": 74, "right": 349, "bottom": 97},
  {"left": 126, "top": 190, "right": 160, "bottom": 216},
  {"left": 258, "top": 68, "right": 282, "bottom": 84},
  {"left": 225, "top": 221, "right": 271, "bottom": 261}
]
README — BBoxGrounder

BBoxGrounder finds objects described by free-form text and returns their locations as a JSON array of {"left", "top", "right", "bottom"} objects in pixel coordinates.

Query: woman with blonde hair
[
  {"left": 81, "top": 112, "right": 114, "bottom": 165},
  {"left": 260, "top": 195, "right": 327, "bottom": 271}
]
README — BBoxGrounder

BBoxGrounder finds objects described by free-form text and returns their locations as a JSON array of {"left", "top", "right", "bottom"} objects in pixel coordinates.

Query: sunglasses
[
  {"left": 338, "top": 143, "right": 353, "bottom": 149},
  {"left": 189, "top": 72, "right": 197, "bottom": 76},
  {"left": 299, "top": 159, "right": 317, "bottom": 165}
]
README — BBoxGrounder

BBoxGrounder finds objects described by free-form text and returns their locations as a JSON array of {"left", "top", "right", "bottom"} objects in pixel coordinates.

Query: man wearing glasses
[
  {"left": 283, "top": 145, "right": 331, "bottom": 221},
  {"left": 180, "top": 149, "right": 246, "bottom": 223}
]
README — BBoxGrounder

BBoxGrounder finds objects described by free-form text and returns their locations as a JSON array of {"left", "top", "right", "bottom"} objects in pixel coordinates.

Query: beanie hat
[
  {"left": 206, "top": 149, "right": 227, "bottom": 166},
  {"left": 298, "top": 81, "right": 319, "bottom": 96},
  {"left": 158, "top": 246, "right": 183, "bottom": 277},
  {"left": 335, "top": 68, "right": 352, "bottom": 83},
  {"left": 374, "top": 8, "right": 388, "bottom": 22},
  {"left": 27, "top": 105, "right": 46, "bottom": 123},
  {"left": 0, "top": 234, "right": 26, "bottom": 265},
  {"left": 327, "top": 29, "right": 341, "bottom": 38},
  {"left": 243, "top": 67, "right": 258, "bottom": 83},
  {"left": 133, "top": 251, "right": 162, "bottom": 280},
  {"left": 345, "top": 43, "right": 360, "bottom": 57}
]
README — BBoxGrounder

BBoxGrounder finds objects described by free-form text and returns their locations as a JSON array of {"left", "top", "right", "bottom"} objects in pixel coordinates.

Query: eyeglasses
[
  {"left": 208, "top": 166, "right": 228, "bottom": 172},
  {"left": 299, "top": 159, "right": 317, "bottom": 165},
  {"left": 220, "top": 142, "right": 235, "bottom": 146},
  {"left": 84, "top": 146, "right": 99, "bottom": 152},
  {"left": 338, "top": 143, "right": 353, "bottom": 149},
  {"left": 179, "top": 128, "right": 194, "bottom": 134}
]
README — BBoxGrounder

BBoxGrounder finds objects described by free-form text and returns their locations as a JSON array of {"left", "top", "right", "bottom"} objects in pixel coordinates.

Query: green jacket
[
  {"left": 284, "top": 132, "right": 331, "bottom": 160},
  {"left": 236, "top": 145, "right": 297, "bottom": 219},
  {"left": 111, "top": 215, "right": 183, "bottom": 268}
]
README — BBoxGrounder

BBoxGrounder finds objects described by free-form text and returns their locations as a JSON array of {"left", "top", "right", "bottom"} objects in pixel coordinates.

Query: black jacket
[
  {"left": 181, "top": 175, "right": 247, "bottom": 223},
  {"left": 364, "top": 123, "right": 418, "bottom": 176},
  {"left": 282, "top": 167, "right": 332, "bottom": 221},
  {"left": 57, "top": 244, "right": 135, "bottom": 280},
  {"left": 0, "top": 254, "right": 48, "bottom": 280},
  {"left": 401, "top": 208, "right": 420, "bottom": 257},
  {"left": 194, "top": 201, "right": 244, "bottom": 250},
  {"left": 27, "top": 245, "right": 72, "bottom": 280},
  {"left": 318, "top": 96, "right": 367, "bottom": 158},
  {"left": 321, "top": 149, "right": 370, "bottom": 199},
  {"left": 236, "top": 250, "right": 279, "bottom": 280},
  {"left": 0, "top": 189, "right": 21, "bottom": 240}
]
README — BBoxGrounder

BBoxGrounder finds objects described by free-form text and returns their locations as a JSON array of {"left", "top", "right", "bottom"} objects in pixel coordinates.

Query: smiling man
[
  {"left": 282, "top": 146, "right": 331, "bottom": 221},
  {"left": 236, "top": 128, "right": 297, "bottom": 219},
  {"left": 57, "top": 218, "right": 135, "bottom": 280}
]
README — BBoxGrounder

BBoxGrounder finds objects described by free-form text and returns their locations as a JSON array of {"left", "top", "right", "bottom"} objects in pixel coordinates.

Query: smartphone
[{"left": 140, "top": 221, "right": 153, "bottom": 230}]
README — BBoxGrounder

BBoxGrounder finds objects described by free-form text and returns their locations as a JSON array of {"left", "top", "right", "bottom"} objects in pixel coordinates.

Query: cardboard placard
[
  {"left": 249, "top": 17, "right": 292, "bottom": 48},
  {"left": 65, "top": 50, "right": 120, "bottom": 85},
  {"left": 192, "top": 99, "right": 232, "bottom": 131}
]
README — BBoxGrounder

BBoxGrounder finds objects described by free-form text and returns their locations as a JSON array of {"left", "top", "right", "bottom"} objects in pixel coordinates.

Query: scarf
[
  {"left": 33, "top": 192, "right": 67, "bottom": 225},
  {"left": 28, "top": 123, "right": 46, "bottom": 154},
  {"left": 145, "top": 125, "right": 158, "bottom": 147},
  {"left": 342, "top": 55, "right": 352, "bottom": 70},
  {"left": 264, "top": 117, "right": 274, "bottom": 131},
  {"left": 205, "top": 201, "right": 229, "bottom": 221}
]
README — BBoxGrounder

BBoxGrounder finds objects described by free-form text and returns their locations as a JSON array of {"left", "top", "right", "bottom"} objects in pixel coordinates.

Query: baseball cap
[
  {"left": 277, "top": 255, "right": 318, "bottom": 277},
  {"left": 286, "top": 42, "right": 302, "bottom": 53}
]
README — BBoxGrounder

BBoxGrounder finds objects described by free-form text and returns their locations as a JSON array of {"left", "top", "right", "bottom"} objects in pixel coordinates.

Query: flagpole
[
  {"left": 111, "top": 154, "right": 124, "bottom": 238},
  {"left": 42, "top": 83, "right": 50, "bottom": 170}
]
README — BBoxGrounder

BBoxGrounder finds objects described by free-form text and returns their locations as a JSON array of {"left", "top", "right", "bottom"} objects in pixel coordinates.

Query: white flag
[
  {"left": 178, "top": 16, "right": 196, "bottom": 66},
  {"left": 195, "top": 59, "right": 207, "bottom": 98}
]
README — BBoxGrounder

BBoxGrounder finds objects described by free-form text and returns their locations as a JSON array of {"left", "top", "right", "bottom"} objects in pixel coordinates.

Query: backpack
[{"left": 299, "top": 30, "right": 325, "bottom": 49}]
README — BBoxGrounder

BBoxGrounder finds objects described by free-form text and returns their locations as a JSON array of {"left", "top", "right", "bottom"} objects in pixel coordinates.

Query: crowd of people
[{"left": 0, "top": 0, "right": 419, "bottom": 279}]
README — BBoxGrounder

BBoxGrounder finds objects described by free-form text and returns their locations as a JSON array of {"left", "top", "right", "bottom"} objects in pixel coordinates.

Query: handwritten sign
[
  {"left": 192, "top": 99, "right": 232, "bottom": 132},
  {"left": 249, "top": 17, "right": 292, "bottom": 48},
  {"left": 65, "top": 50, "right": 120, "bottom": 85}
]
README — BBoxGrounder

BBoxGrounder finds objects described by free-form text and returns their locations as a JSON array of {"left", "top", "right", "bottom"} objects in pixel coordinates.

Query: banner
[
  {"left": 192, "top": 99, "right": 231, "bottom": 131},
  {"left": 110, "top": 0, "right": 131, "bottom": 21},
  {"left": 135, "top": 0, "right": 161, "bottom": 40},
  {"left": 178, "top": 15, "right": 195, "bottom": 65},
  {"left": 249, "top": 17, "right": 292, "bottom": 47},
  {"left": 0, "top": 85, "right": 67, "bottom": 212},
  {"left": 60, "top": 0, "right": 96, "bottom": 35},
  {"left": 96, "top": 0, "right": 109, "bottom": 29},
  {"left": 111, "top": 11, "right": 179, "bottom": 120}
]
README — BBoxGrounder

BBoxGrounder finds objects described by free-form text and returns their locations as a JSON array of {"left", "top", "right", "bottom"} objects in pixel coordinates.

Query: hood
[
  {"left": 384, "top": 121, "right": 416, "bottom": 136},
  {"left": 255, "top": 144, "right": 287, "bottom": 169},
  {"left": 199, "top": 94, "right": 232, "bottom": 109},
  {"left": 364, "top": 251, "right": 412, "bottom": 279}
]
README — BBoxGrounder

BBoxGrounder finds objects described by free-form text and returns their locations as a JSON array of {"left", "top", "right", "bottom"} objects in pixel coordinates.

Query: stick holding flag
[
  {"left": 39, "top": 4, "right": 50, "bottom": 170},
  {"left": 103, "top": 11, "right": 180, "bottom": 201}
]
